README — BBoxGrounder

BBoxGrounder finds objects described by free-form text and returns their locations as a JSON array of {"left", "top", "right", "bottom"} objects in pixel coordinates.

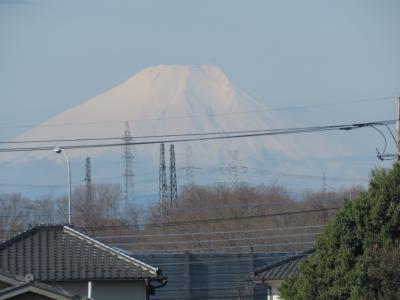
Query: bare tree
[{"left": 0, "top": 193, "right": 31, "bottom": 240}]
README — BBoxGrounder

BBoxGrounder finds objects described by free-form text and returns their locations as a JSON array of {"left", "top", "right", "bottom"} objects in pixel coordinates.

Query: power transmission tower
[
  {"left": 397, "top": 97, "right": 400, "bottom": 163},
  {"left": 159, "top": 143, "right": 168, "bottom": 223},
  {"left": 322, "top": 172, "right": 327, "bottom": 194},
  {"left": 84, "top": 157, "right": 92, "bottom": 204},
  {"left": 184, "top": 145, "right": 195, "bottom": 185},
  {"left": 220, "top": 150, "right": 247, "bottom": 186},
  {"left": 122, "top": 121, "right": 134, "bottom": 217},
  {"left": 169, "top": 144, "right": 178, "bottom": 206}
]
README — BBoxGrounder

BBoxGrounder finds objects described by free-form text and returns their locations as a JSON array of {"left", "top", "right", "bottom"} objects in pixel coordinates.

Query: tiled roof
[
  {"left": 0, "top": 224, "right": 163, "bottom": 281},
  {"left": 0, "top": 269, "right": 24, "bottom": 286},
  {"left": 0, "top": 281, "right": 81, "bottom": 300},
  {"left": 254, "top": 249, "right": 314, "bottom": 281}
]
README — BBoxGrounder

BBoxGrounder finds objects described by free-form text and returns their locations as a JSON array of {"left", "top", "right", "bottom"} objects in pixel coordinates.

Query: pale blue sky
[
  {"left": 1, "top": 0, "right": 399, "bottom": 139},
  {"left": 1, "top": 0, "right": 400, "bottom": 197}
]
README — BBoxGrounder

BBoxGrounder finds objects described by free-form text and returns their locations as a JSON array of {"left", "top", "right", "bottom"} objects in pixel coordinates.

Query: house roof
[
  {"left": 0, "top": 281, "right": 81, "bottom": 300},
  {"left": 0, "top": 224, "right": 163, "bottom": 281},
  {"left": 0, "top": 269, "right": 24, "bottom": 286},
  {"left": 253, "top": 249, "right": 315, "bottom": 282}
]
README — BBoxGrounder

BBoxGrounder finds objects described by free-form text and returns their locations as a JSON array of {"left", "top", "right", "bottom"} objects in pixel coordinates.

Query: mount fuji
[
  {"left": 10, "top": 65, "right": 331, "bottom": 159},
  {"left": 2, "top": 65, "right": 353, "bottom": 198}
]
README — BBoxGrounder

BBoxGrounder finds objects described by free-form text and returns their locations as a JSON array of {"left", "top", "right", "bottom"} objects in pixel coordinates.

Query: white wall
[
  {"left": 53, "top": 280, "right": 147, "bottom": 300},
  {"left": 266, "top": 280, "right": 283, "bottom": 300}
]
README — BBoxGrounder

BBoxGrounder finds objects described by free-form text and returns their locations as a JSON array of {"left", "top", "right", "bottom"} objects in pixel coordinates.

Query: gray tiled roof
[
  {"left": 254, "top": 249, "right": 314, "bottom": 281},
  {"left": 0, "top": 269, "right": 24, "bottom": 286},
  {"left": 0, "top": 224, "right": 163, "bottom": 281}
]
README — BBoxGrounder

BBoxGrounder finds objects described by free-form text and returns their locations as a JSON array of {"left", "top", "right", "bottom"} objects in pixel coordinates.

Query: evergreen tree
[{"left": 280, "top": 165, "right": 400, "bottom": 299}]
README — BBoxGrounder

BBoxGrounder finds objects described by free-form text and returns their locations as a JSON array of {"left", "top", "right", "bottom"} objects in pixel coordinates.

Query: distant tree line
[{"left": 0, "top": 183, "right": 362, "bottom": 253}]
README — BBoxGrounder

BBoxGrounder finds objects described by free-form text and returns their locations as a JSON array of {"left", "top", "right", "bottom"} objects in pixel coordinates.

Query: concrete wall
[{"left": 53, "top": 280, "right": 147, "bottom": 300}]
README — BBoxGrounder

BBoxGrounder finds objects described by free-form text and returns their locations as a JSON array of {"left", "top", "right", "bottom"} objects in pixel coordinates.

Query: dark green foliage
[
  {"left": 279, "top": 165, "right": 400, "bottom": 299},
  {"left": 361, "top": 241, "right": 400, "bottom": 299}
]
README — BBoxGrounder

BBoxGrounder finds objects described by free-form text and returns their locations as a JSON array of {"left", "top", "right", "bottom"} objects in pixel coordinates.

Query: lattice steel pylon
[
  {"left": 322, "top": 172, "right": 327, "bottom": 193},
  {"left": 184, "top": 145, "right": 194, "bottom": 185},
  {"left": 220, "top": 150, "right": 247, "bottom": 186},
  {"left": 169, "top": 144, "right": 178, "bottom": 206},
  {"left": 159, "top": 143, "right": 168, "bottom": 223},
  {"left": 122, "top": 121, "right": 134, "bottom": 217},
  {"left": 84, "top": 157, "right": 92, "bottom": 204}
]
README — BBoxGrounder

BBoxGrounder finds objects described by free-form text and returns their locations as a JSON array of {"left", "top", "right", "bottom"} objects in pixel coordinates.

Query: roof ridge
[
  {"left": 254, "top": 248, "right": 315, "bottom": 276},
  {"left": 0, "top": 224, "right": 64, "bottom": 250}
]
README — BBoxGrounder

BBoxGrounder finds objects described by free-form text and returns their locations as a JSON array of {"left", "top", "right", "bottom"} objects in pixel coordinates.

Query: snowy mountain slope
[
  {"left": 7, "top": 64, "right": 336, "bottom": 166},
  {"left": 0, "top": 64, "right": 371, "bottom": 200}
]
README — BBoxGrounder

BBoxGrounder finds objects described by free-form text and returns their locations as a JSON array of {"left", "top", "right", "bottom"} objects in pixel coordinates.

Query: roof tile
[
  {"left": 253, "top": 249, "right": 314, "bottom": 281},
  {"left": 0, "top": 225, "right": 163, "bottom": 281}
]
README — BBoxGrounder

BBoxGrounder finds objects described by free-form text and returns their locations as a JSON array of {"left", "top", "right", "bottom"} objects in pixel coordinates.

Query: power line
[
  {"left": 245, "top": 167, "right": 369, "bottom": 182},
  {"left": 108, "top": 232, "right": 321, "bottom": 246},
  {"left": 0, "top": 206, "right": 338, "bottom": 232},
  {"left": 149, "top": 294, "right": 267, "bottom": 300},
  {"left": 94, "top": 224, "right": 326, "bottom": 239},
  {"left": 143, "top": 253, "right": 300, "bottom": 267},
  {"left": 0, "top": 183, "right": 65, "bottom": 188},
  {"left": 0, "top": 119, "right": 395, "bottom": 145},
  {"left": 101, "top": 223, "right": 325, "bottom": 240},
  {"left": 73, "top": 206, "right": 340, "bottom": 229},
  {"left": 0, "top": 192, "right": 342, "bottom": 220},
  {"left": 0, "top": 120, "right": 395, "bottom": 153},
  {"left": 0, "top": 96, "right": 394, "bottom": 130},
  {"left": 0, "top": 165, "right": 369, "bottom": 189},
  {"left": 0, "top": 224, "right": 326, "bottom": 240},
  {"left": 117, "top": 240, "right": 315, "bottom": 253}
]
